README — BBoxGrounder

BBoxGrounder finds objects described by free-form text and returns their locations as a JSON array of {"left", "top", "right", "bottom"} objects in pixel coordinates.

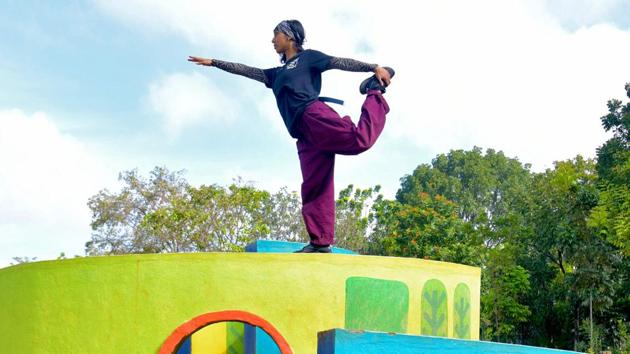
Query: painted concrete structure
[
  {"left": 245, "top": 240, "right": 356, "bottom": 254},
  {"left": 317, "top": 329, "right": 581, "bottom": 354},
  {"left": 0, "top": 241, "right": 480, "bottom": 353}
]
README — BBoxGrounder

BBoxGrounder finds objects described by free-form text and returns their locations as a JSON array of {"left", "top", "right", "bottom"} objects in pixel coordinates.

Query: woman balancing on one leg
[{"left": 189, "top": 19, "right": 394, "bottom": 253}]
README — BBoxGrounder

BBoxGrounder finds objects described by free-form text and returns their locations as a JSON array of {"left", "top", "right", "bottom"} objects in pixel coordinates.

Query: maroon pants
[{"left": 294, "top": 90, "right": 390, "bottom": 246}]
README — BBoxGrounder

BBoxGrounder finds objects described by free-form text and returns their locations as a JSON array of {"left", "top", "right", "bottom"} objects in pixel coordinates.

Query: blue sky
[{"left": 2, "top": 0, "right": 630, "bottom": 267}]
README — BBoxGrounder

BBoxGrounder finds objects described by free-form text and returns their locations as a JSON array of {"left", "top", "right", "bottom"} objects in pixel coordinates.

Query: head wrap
[{"left": 274, "top": 20, "right": 304, "bottom": 46}]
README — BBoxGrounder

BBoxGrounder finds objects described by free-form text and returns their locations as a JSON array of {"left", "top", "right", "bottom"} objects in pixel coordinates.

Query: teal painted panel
[
  {"left": 243, "top": 324, "right": 280, "bottom": 354},
  {"left": 317, "top": 329, "right": 582, "bottom": 354},
  {"left": 256, "top": 327, "right": 280, "bottom": 354},
  {"left": 345, "top": 277, "right": 409, "bottom": 332},
  {"left": 244, "top": 240, "right": 356, "bottom": 254}
]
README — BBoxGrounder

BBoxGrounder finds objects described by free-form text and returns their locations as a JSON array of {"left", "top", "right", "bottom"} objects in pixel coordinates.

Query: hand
[
  {"left": 188, "top": 56, "right": 213, "bottom": 66},
  {"left": 374, "top": 66, "right": 392, "bottom": 86}
]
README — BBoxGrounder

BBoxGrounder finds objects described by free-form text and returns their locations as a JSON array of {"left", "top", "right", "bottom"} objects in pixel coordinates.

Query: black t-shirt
[{"left": 263, "top": 49, "right": 333, "bottom": 138}]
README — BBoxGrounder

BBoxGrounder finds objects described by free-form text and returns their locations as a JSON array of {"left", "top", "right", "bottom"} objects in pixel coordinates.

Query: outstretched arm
[
  {"left": 329, "top": 57, "right": 392, "bottom": 86},
  {"left": 188, "top": 56, "right": 268, "bottom": 85}
]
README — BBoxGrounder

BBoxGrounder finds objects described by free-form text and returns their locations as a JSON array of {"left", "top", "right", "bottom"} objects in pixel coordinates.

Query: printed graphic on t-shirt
[
  {"left": 286, "top": 57, "right": 300, "bottom": 70},
  {"left": 264, "top": 50, "right": 333, "bottom": 138}
]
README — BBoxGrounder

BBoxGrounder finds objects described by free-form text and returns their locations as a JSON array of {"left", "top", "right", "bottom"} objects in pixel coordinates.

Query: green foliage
[
  {"left": 86, "top": 167, "right": 190, "bottom": 254},
  {"left": 87, "top": 168, "right": 294, "bottom": 254},
  {"left": 576, "top": 319, "right": 605, "bottom": 354},
  {"left": 372, "top": 193, "right": 481, "bottom": 265},
  {"left": 481, "top": 247, "right": 531, "bottom": 343},
  {"left": 576, "top": 82, "right": 630, "bottom": 354},
  {"left": 589, "top": 183, "right": 630, "bottom": 255},
  {"left": 527, "top": 156, "right": 598, "bottom": 271},
  {"left": 597, "top": 83, "right": 630, "bottom": 185},
  {"left": 335, "top": 185, "right": 382, "bottom": 253},
  {"left": 519, "top": 156, "right": 624, "bottom": 349},
  {"left": 10, "top": 256, "right": 37, "bottom": 265},
  {"left": 85, "top": 168, "right": 383, "bottom": 255},
  {"left": 397, "top": 147, "right": 531, "bottom": 240},
  {"left": 261, "top": 187, "right": 309, "bottom": 243},
  {"left": 592, "top": 82, "right": 630, "bottom": 255},
  {"left": 615, "top": 320, "right": 630, "bottom": 354},
  {"left": 141, "top": 181, "right": 271, "bottom": 252}
]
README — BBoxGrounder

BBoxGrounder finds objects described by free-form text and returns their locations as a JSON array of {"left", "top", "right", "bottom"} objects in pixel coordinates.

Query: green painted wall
[{"left": 345, "top": 277, "right": 409, "bottom": 332}]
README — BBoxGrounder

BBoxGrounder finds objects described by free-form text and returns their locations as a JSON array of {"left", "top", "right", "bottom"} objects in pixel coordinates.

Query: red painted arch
[{"left": 158, "top": 310, "right": 293, "bottom": 354}]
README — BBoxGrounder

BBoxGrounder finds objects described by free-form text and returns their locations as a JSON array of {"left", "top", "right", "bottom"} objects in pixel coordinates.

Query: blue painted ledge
[
  {"left": 245, "top": 240, "right": 356, "bottom": 254},
  {"left": 317, "top": 329, "right": 582, "bottom": 354}
]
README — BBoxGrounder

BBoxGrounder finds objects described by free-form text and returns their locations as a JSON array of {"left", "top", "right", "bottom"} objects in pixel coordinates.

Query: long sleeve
[
  {"left": 212, "top": 59, "right": 268, "bottom": 85},
  {"left": 328, "top": 57, "right": 378, "bottom": 72}
]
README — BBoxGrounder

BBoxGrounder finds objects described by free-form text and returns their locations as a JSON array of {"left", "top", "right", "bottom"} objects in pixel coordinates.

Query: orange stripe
[{"left": 159, "top": 310, "right": 293, "bottom": 354}]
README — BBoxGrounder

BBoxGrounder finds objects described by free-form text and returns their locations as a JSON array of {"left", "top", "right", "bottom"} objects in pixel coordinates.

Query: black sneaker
[
  {"left": 294, "top": 243, "right": 332, "bottom": 253},
  {"left": 359, "top": 66, "right": 395, "bottom": 94}
]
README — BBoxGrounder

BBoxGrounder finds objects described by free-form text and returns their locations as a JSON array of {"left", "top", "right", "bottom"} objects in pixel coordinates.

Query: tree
[
  {"left": 396, "top": 147, "right": 532, "bottom": 248},
  {"left": 521, "top": 157, "right": 617, "bottom": 349},
  {"left": 481, "top": 246, "right": 531, "bottom": 343},
  {"left": 335, "top": 185, "right": 381, "bottom": 253},
  {"left": 596, "top": 82, "right": 630, "bottom": 184},
  {"left": 86, "top": 167, "right": 189, "bottom": 255},
  {"left": 10, "top": 256, "right": 37, "bottom": 265},
  {"left": 386, "top": 148, "right": 533, "bottom": 343},
  {"left": 140, "top": 181, "right": 271, "bottom": 252},
  {"left": 591, "top": 82, "right": 630, "bottom": 255},
  {"left": 86, "top": 167, "right": 401, "bottom": 255},
  {"left": 87, "top": 168, "right": 275, "bottom": 254},
  {"left": 261, "top": 187, "right": 308, "bottom": 243},
  {"left": 371, "top": 192, "right": 482, "bottom": 265},
  {"left": 526, "top": 157, "right": 598, "bottom": 277},
  {"left": 584, "top": 82, "right": 630, "bottom": 352}
]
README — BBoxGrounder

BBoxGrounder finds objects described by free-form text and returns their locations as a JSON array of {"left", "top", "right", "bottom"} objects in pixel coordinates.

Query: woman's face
[{"left": 272, "top": 31, "right": 292, "bottom": 54}]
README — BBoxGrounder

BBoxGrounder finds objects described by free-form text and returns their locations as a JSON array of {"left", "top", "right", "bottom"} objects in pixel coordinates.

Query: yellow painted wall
[
  {"left": 192, "top": 322, "right": 226, "bottom": 354},
  {"left": 0, "top": 253, "right": 480, "bottom": 353}
]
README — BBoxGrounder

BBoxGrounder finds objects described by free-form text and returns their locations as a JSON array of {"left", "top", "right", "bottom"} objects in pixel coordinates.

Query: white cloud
[
  {"left": 544, "top": 0, "right": 630, "bottom": 30},
  {"left": 147, "top": 71, "right": 238, "bottom": 138},
  {"left": 95, "top": 0, "right": 630, "bottom": 173},
  {"left": 93, "top": 0, "right": 377, "bottom": 65},
  {"left": 379, "top": 2, "right": 628, "bottom": 171},
  {"left": 0, "top": 109, "right": 111, "bottom": 267},
  {"left": 5, "top": 1, "right": 627, "bottom": 267}
]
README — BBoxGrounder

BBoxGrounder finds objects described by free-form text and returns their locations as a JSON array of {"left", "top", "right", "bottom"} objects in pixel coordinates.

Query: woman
[{"left": 189, "top": 19, "right": 394, "bottom": 253}]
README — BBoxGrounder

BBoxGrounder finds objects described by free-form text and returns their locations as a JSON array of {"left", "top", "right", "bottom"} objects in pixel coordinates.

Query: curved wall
[{"left": 0, "top": 253, "right": 480, "bottom": 353}]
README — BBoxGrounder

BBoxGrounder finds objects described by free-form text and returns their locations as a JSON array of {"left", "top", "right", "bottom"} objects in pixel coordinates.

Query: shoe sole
[
  {"left": 360, "top": 67, "right": 396, "bottom": 94},
  {"left": 294, "top": 245, "right": 332, "bottom": 253}
]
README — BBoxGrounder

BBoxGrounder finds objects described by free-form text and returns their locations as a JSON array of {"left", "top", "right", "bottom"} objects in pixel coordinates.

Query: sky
[{"left": 1, "top": 0, "right": 630, "bottom": 267}]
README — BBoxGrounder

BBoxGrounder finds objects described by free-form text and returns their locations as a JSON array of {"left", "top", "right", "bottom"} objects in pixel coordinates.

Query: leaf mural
[
  {"left": 453, "top": 283, "right": 471, "bottom": 339},
  {"left": 421, "top": 279, "right": 448, "bottom": 336}
]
